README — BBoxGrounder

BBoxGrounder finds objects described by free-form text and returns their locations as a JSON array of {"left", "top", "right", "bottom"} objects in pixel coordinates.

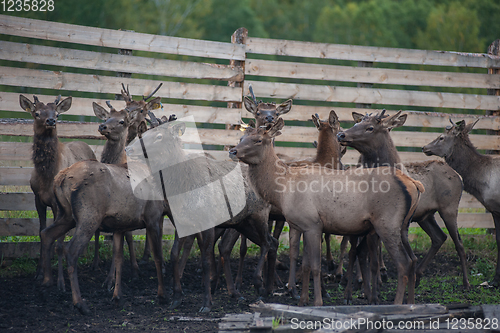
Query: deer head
[
  {"left": 337, "top": 110, "right": 407, "bottom": 149},
  {"left": 243, "top": 86, "right": 292, "bottom": 127},
  {"left": 229, "top": 118, "right": 284, "bottom": 165},
  {"left": 422, "top": 118, "right": 481, "bottom": 158},
  {"left": 19, "top": 95, "right": 72, "bottom": 136}
]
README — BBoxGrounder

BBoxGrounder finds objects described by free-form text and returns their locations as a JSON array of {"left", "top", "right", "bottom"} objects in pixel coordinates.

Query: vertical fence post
[
  {"left": 486, "top": 40, "right": 500, "bottom": 235},
  {"left": 355, "top": 61, "right": 374, "bottom": 109},
  {"left": 227, "top": 27, "right": 248, "bottom": 112}
]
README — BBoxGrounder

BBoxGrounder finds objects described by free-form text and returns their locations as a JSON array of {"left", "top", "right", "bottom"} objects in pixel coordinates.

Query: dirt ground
[{"left": 0, "top": 250, "right": 479, "bottom": 332}]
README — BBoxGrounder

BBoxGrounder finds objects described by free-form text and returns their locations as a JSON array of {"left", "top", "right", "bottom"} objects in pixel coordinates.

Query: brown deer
[
  {"left": 38, "top": 97, "right": 166, "bottom": 315},
  {"left": 338, "top": 110, "right": 470, "bottom": 289},
  {"left": 230, "top": 118, "right": 423, "bottom": 305},
  {"left": 423, "top": 119, "right": 500, "bottom": 287},
  {"left": 19, "top": 95, "right": 96, "bottom": 290},
  {"left": 124, "top": 117, "right": 277, "bottom": 312},
  {"left": 284, "top": 111, "right": 346, "bottom": 300}
]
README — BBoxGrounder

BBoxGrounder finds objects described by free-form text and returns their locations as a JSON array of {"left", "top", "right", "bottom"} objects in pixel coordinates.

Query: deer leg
[
  {"left": 124, "top": 231, "right": 139, "bottom": 279},
  {"left": 146, "top": 222, "right": 166, "bottom": 304},
  {"left": 218, "top": 229, "right": 242, "bottom": 298},
  {"left": 139, "top": 234, "right": 151, "bottom": 265},
  {"left": 112, "top": 232, "right": 125, "bottom": 308},
  {"left": 287, "top": 227, "right": 301, "bottom": 300},
  {"left": 197, "top": 229, "right": 214, "bottom": 313},
  {"left": 367, "top": 233, "right": 380, "bottom": 304},
  {"left": 356, "top": 236, "right": 372, "bottom": 303},
  {"left": 302, "top": 230, "right": 323, "bottom": 306},
  {"left": 65, "top": 225, "right": 96, "bottom": 315},
  {"left": 35, "top": 196, "right": 48, "bottom": 280},
  {"left": 55, "top": 234, "right": 66, "bottom": 292},
  {"left": 415, "top": 214, "right": 447, "bottom": 287},
  {"left": 104, "top": 241, "right": 117, "bottom": 291},
  {"left": 492, "top": 213, "right": 500, "bottom": 287},
  {"left": 170, "top": 232, "right": 184, "bottom": 309},
  {"left": 265, "top": 233, "right": 278, "bottom": 296},
  {"left": 40, "top": 221, "right": 74, "bottom": 288},
  {"left": 179, "top": 235, "right": 195, "bottom": 279},
  {"left": 378, "top": 239, "right": 388, "bottom": 283},
  {"left": 236, "top": 234, "right": 247, "bottom": 292},
  {"left": 92, "top": 230, "right": 100, "bottom": 270},
  {"left": 343, "top": 236, "right": 359, "bottom": 304},
  {"left": 324, "top": 233, "right": 336, "bottom": 272},
  {"left": 438, "top": 209, "right": 470, "bottom": 289},
  {"left": 335, "top": 236, "right": 348, "bottom": 282}
]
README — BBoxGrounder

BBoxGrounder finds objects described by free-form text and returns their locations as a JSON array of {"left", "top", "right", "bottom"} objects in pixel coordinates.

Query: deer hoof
[
  {"left": 75, "top": 302, "right": 91, "bottom": 315},
  {"left": 288, "top": 288, "right": 300, "bottom": 300},
  {"left": 169, "top": 299, "right": 182, "bottom": 310},
  {"left": 199, "top": 306, "right": 211, "bottom": 313}
]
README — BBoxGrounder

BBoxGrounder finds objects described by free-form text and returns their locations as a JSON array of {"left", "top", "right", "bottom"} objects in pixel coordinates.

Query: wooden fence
[{"left": 0, "top": 14, "right": 499, "bottom": 241}]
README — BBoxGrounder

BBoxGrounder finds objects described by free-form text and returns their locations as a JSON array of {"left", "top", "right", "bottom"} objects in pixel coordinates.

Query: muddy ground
[{"left": 0, "top": 250, "right": 483, "bottom": 332}]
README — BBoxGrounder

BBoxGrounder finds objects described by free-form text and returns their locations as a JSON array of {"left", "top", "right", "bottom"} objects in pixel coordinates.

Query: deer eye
[
  {"left": 256, "top": 112, "right": 260, "bottom": 116},
  {"left": 439, "top": 137, "right": 444, "bottom": 141},
  {"left": 366, "top": 126, "right": 374, "bottom": 132},
  {"left": 119, "top": 120, "right": 125, "bottom": 125},
  {"left": 34, "top": 112, "right": 40, "bottom": 118},
  {"left": 255, "top": 139, "right": 262, "bottom": 144}
]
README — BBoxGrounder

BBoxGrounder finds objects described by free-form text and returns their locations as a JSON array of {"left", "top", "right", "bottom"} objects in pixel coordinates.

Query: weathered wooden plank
[
  {"left": 246, "top": 59, "right": 500, "bottom": 89},
  {"left": 0, "top": 41, "right": 243, "bottom": 81},
  {"left": 309, "top": 304, "right": 448, "bottom": 316},
  {"left": 0, "top": 192, "right": 34, "bottom": 211},
  {"left": 434, "top": 213, "right": 494, "bottom": 229},
  {"left": 0, "top": 217, "right": 175, "bottom": 237},
  {"left": 244, "top": 81, "right": 500, "bottom": 111},
  {"left": 246, "top": 37, "right": 500, "bottom": 68},
  {"left": 0, "top": 92, "right": 242, "bottom": 124},
  {"left": 0, "top": 14, "right": 245, "bottom": 61},
  {"left": 0, "top": 167, "right": 32, "bottom": 186},
  {"left": 0, "top": 66, "right": 242, "bottom": 102},
  {"left": 481, "top": 305, "right": 500, "bottom": 323},
  {"left": 242, "top": 104, "right": 500, "bottom": 131}
]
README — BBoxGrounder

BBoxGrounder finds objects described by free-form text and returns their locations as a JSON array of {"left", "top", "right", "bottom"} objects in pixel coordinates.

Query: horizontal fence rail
[{"left": 0, "top": 15, "right": 498, "bottom": 247}]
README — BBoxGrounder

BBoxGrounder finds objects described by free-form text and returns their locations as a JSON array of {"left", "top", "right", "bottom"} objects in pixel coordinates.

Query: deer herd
[{"left": 17, "top": 84, "right": 500, "bottom": 315}]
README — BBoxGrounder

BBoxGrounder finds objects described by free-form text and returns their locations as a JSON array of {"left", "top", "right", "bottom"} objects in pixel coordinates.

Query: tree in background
[{"left": 415, "top": 2, "right": 484, "bottom": 52}]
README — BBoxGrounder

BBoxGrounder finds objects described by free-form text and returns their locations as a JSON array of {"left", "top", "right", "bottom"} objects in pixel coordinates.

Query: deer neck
[
  {"left": 445, "top": 136, "right": 490, "bottom": 193},
  {"left": 247, "top": 146, "right": 286, "bottom": 211},
  {"left": 32, "top": 129, "right": 61, "bottom": 178},
  {"left": 315, "top": 129, "right": 342, "bottom": 169},
  {"left": 101, "top": 135, "right": 127, "bottom": 165},
  {"left": 359, "top": 133, "right": 401, "bottom": 168}
]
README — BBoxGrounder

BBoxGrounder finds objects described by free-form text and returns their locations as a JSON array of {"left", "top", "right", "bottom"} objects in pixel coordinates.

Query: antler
[
  {"left": 143, "top": 83, "right": 163, "bottom": 101},
  {"left": 33, "top": 96, "right": 40, "bottom": 104},
  {"left": 147, "top": 110, "right": 160, "bottom": 128},
  {"left": 54, "top": 95, "right": 61, "bottom": 105},
  {"left": 449, "top": 117, "right": 456, "bottom": 126},
  {"left": 106, "top": 101, "right": 114, "bottom": 110},
  {"left": 248, "top": 84, "right": 258, "bottom": 104},
  {"left": 121, "top": 83, "right": 132, "bottom": 102}
]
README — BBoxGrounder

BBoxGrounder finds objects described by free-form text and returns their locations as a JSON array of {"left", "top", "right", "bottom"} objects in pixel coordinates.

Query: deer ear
[
  {"left": 465, "top": 118, "right": 480, "bottom": 133},
  {"left": 243, "top": 96, "right": 258, "bottom": 114},
  {"left": 455, "top": 120, "right": 466, "bottom": 134},
  {"left": 276, "top": 99, "right": 292, "bottom": 115},
  {"left": 56, "top": 97, "right": 72, "bottom": 114},
  {"left": 267, "top": 117, "right": 284, "bottom": 138},
  {"left": 137, "top": 121, "right": 148, "bottom": 137},
  {"left": 19, "top": 95, "right": 35, "bottom": 114},
  {"left": 352, "top": 112, "right": 364, "bottom": 123},
  {"left": 146, "top": 97, "right": 162, "bottom": 111},
  {"left": 329, "top": 110, "right": 340, "bottom": 131},
  {"left": 311, "top": 113, "right": 321, "bottom": 129},
  {"left": 93, "top": 102, "right": 110, "bottom": 120},
  {"left": 172, "top": 123, "right": 186, "bottom": 137},
  {"left": 383, "top": 111, "right": 406, "bottom": 130}
]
